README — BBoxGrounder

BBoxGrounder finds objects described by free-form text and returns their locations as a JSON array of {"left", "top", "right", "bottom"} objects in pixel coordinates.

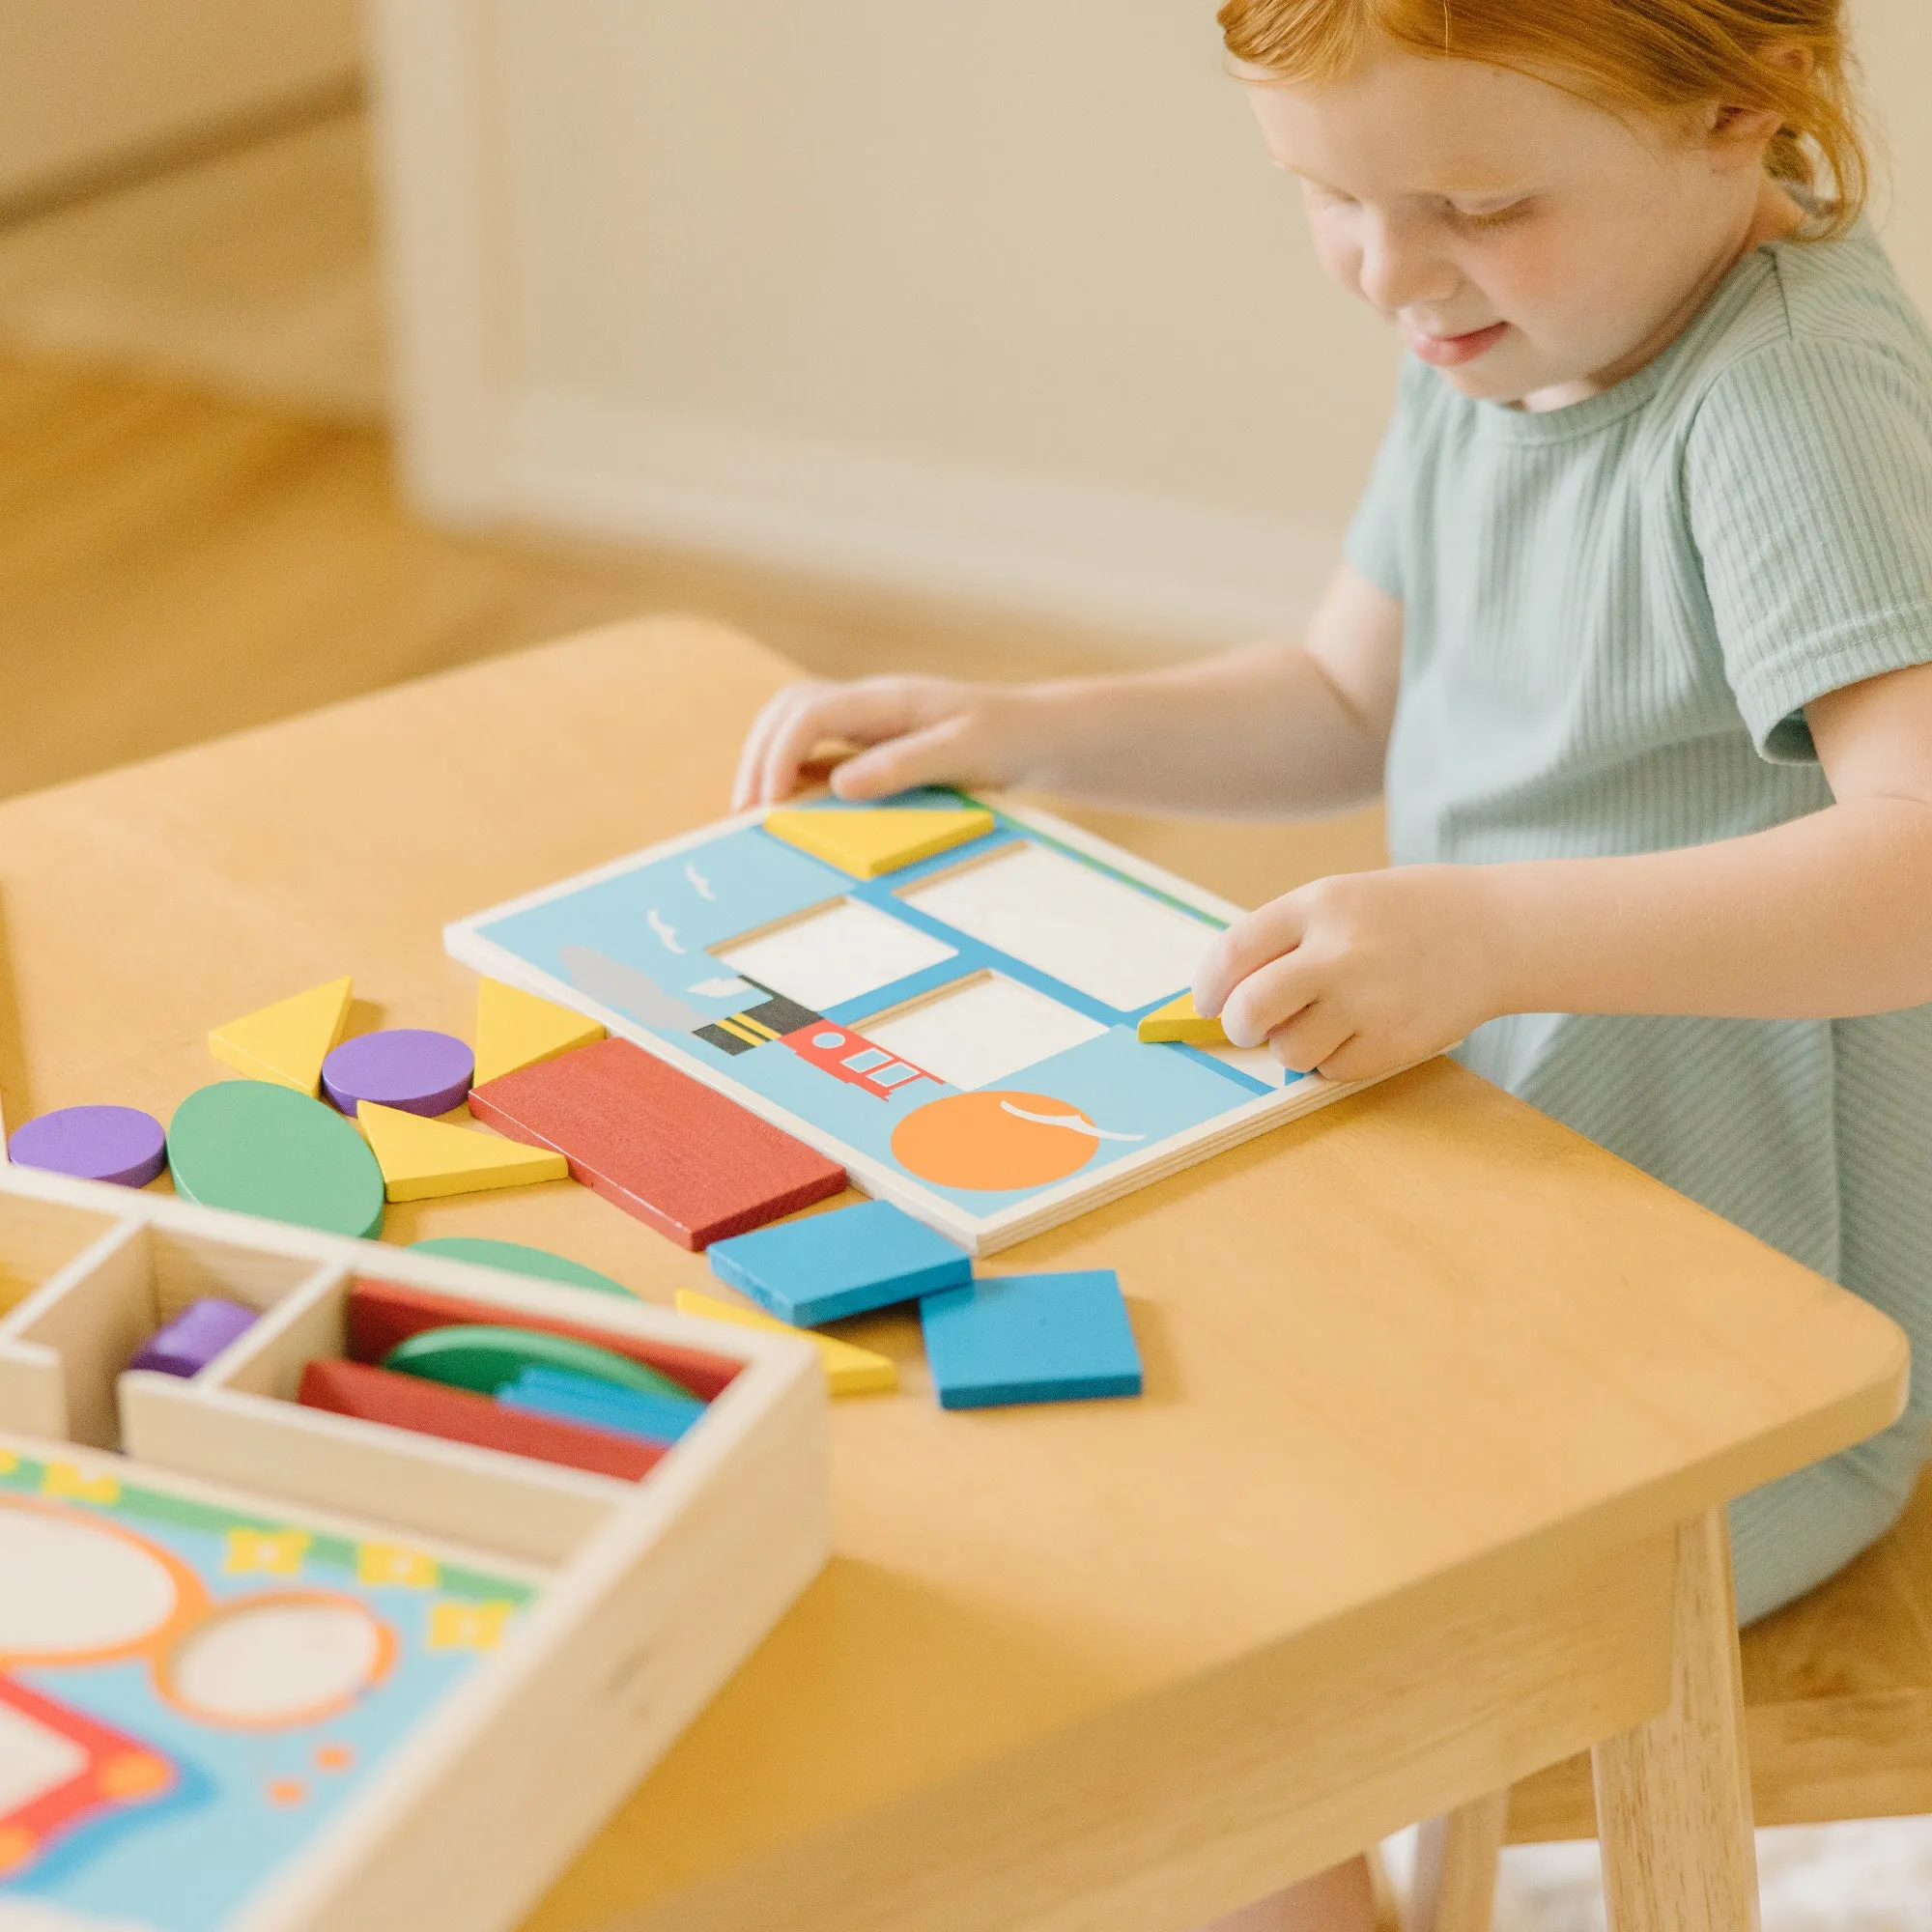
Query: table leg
[
  {"left": 1591, "top": 1508, "right": 1759, "bottom": 1931},
  {"left": 1407, "top": 1789, "right": 1508, "bottom": 1932}
]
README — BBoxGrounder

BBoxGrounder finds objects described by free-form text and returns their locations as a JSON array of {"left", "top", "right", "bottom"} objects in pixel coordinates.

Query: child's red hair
[{"left": 1217, "top": 0, "right": 1869, "bottom": 235}]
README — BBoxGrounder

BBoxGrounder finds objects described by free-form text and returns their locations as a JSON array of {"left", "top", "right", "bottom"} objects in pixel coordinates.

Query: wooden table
[{"left": 0, "top": 621, "right": 1905, "bottom": 1931}]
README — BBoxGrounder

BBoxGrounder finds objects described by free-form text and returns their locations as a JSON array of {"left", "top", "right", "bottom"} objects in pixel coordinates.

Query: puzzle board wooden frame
[
  {"left": 446, "top": 792, "right": 1398, "bottom": 1255},
  {"left": 0, "top": 1156, "right": 828, "bottom": 1932}
]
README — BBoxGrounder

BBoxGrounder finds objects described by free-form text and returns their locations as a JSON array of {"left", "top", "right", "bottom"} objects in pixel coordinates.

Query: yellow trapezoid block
[
  {"left": 762, "top": 806, "right": 994, "bottom": 880},
  {"left": 1136, "top": 991, "right": 1229, "bottom": 1047}
]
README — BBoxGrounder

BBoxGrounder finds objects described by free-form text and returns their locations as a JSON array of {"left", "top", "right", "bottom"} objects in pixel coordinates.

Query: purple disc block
[
  {"left": 322, "top": 1029, "right": 474, "bottom": 1119},
  {"left": 129, "top": 1296, "right": 258, "bottom": 1378},
  {"left": 7, "top": 1105, "right": 168, "bottom": 1187}
]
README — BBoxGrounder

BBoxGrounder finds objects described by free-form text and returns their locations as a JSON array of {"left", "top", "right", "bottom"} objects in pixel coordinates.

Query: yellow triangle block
[
  {"left": 1136, "top": 991, "right": 1229, "bottom": 1047},
  {"left": 474, "top": 979, "right": 605, "bottom": 1088},
  {"left": 359, "top": 1102, "right": 570, "bottom": 1204},
  {"left": 209, "top": 977, "right": 354, "bottom": 1095},
  {"left": 675, "top": 1289, "right": 897, "bottom": 1398},
  {"left": 763, "top": 806, "right": 995, "bottom": 880}
]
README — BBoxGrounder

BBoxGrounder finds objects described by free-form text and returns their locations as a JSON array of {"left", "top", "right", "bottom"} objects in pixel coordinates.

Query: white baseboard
[{"left": 504, "top": 390, "right": 1342, "bottom": 647}]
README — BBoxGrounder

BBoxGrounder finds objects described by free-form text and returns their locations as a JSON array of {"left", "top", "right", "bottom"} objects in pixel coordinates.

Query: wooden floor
[{"left": 0, "top": 108, "right": 1384, "bottom": 909}]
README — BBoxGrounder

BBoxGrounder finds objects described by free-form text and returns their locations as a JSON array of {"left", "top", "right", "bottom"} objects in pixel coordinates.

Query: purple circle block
[
  {"left": 8, "top": 1105, "right": 168, "bottom": 1188},
  {"left": 322, "top": 1029, "right": 474, "bottom": 1119}
]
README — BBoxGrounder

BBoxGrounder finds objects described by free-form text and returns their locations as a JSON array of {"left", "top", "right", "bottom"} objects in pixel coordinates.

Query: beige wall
[
  {"left": 1859, "top": 0, "right": 1932, "bottom": 311},
  {"left": 489, "top": 0, "right": 1400, "bottom": 536},
  {"left": 375, "top": 0, "right": 1932, "bottom": 641},
  {"left": 0, "top": 2, "right": 361, "bottom": 203}
]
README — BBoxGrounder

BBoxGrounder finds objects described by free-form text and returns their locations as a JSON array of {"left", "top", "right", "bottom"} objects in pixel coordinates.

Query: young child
[{"left": 736, "top": 1, "right": 1932, "bottom": 1922}]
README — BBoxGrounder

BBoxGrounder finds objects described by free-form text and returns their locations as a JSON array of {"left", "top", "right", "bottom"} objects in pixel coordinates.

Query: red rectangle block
[
  {"left": 298, "top": 1357, "right": 667, "bottom": 1482},
  {"left": 347, "top": 1279, "right": 742, "bottom": 1400},
  {"left": 466, "top": 1036, "right": 847, "bottom": 1249}
]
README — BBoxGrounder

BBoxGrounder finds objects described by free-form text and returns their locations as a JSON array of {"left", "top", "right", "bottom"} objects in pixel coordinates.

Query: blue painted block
[
  {"left": 708, "top": 1198, "right": 971, "bottom": 1326},
  {"left": 497, "top": 1366, "right": 705, "bottom": 1443},
  {"left": 919, "top": 1269, "right": 1142, "bottom": 1410}
]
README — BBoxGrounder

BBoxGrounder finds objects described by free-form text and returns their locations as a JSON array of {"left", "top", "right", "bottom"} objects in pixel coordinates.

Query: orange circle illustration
[{"left": 892, "top": 1091, "right": 1103, "bottom": 1191}]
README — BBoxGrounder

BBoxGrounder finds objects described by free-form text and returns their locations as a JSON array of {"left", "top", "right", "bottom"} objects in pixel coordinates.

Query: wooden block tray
[{"left": 0, "top": 1156, "right": 830, "bottom": 1932}]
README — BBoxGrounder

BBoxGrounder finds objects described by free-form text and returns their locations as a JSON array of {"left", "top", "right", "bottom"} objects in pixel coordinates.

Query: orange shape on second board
[{"left": 891, "top": 1090, "right": 1103, "bottom": 1191}]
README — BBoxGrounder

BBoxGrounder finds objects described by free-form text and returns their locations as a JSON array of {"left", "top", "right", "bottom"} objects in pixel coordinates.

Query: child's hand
[
  {"left": 732, "top": 676, "right": 1047, "bottom": 810},
  {"left": 1192, "top": 866, "right": 1501, "bottom": 1084}
]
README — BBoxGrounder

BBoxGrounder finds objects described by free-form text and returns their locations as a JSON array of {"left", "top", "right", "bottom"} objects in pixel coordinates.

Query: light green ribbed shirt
[{"left": 1348, "top": 217, "right": 1932, "bottom": 1609}]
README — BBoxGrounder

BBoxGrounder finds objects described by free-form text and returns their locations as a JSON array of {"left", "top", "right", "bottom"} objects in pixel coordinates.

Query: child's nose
[{"left": 1357, "top": 214, "right": 1458, "bottom": 313}]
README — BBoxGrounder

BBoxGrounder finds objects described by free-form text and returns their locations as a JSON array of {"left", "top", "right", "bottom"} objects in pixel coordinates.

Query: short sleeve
[
  {"left": 1688, "top": 335, "right": 1932, "bottom": 763},
  {"left": 1344, "top": 356, "right": 1434, "bottom": 602}
]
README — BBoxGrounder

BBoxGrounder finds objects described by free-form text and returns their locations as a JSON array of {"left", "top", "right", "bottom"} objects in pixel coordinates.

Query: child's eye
[{"left": 1455, "top": 199, "right": 1533, "bottom": 232}]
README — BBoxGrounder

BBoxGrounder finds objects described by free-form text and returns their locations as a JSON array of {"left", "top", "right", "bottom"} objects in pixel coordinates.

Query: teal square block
[
  {"left": 708, "top": 1198, "right": 971, "bottom": 1325},
  {"left": 919, "top": 1268, "right": 1142, "bottom": 1409}
]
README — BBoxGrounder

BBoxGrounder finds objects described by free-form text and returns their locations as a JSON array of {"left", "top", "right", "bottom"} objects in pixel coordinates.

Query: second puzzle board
[{"left": 449, "top": 790, "right": 1392, "bottom": 1251}]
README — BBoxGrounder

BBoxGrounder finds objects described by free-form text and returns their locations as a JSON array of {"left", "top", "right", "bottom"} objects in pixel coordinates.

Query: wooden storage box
[{"left": 0, "top": 1157, "right": 830, "bottom": 1932}]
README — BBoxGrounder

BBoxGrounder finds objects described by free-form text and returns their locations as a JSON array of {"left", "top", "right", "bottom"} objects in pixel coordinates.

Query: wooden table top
[{"left": 0, "top": 621, "right": 1906, "bottom": 1928}]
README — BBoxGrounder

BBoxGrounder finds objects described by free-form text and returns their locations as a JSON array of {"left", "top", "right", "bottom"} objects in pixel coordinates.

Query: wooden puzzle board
[{"left": 446, "top": 791, "right": 1397, "bottom": 1253}]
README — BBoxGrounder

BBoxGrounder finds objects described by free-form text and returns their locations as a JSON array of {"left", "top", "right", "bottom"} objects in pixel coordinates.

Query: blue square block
[
  {"left": 707, "top": 1198, "right": 972, "bottom": 1326},
  {"left": 919, "top": 1269, "right": 1143, "bottom": 1410}
]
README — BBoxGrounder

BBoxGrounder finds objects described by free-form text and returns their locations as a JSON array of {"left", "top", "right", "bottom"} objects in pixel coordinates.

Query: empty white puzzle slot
[
  {"left": 897, "top": 841, "right": 1220, "bottom": 1013},
  {"left": 716, "top": 896, "right": 955, "bottom": 1012},
  {"left": 858, "top": 973, "right": 1108, "bottom": 1092}
]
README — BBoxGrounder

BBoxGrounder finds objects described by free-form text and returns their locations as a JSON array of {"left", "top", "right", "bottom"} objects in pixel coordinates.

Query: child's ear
[
  {"left": 1705, "top": 40, "right": 1812, "bottom": 157},
  {"left": 1710, "top": 100, "right": 1786, "bottom": 149}
]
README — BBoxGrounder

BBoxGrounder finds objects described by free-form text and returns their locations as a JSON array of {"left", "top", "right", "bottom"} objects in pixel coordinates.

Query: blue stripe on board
[
  {"left": 1169, "top": 1041, "right": 1276, "bottom": 1096},
  {"left": 847, "top": 880, "right": 1129, "bottom": 1026}
]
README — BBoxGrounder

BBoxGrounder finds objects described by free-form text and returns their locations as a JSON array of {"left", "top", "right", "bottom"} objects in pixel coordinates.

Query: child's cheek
[{"left": 1308, "top": 215, "right": 1365, "bottom": 302}]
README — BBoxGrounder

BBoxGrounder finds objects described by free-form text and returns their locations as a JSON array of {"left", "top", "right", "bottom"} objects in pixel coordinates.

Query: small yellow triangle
[
  {"left": 474, "top": 979, "right": 605, "bottom": 1088},
  {"left": 674, "top": 1289, "right": 897, "bottom": 1398},
  {"left": 209, "top": 977, "right": 354, "bottom": 1095},
  {"left": 359, "top": 1102, "right": 569, "bottom": 1203},
  {"left": 763, "top": 806, "right": 995, "bottom": 880},
  {"left": 1136, "top": 990, "right": 1229, "bottom": 1046}
]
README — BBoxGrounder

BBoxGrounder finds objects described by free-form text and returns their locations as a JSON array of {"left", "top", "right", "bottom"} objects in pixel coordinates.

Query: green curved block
[
  {"left": 408, "top": 1236, "right": 631, "bottom": 1299},
  {"left": 169, "top": 1080, "right": 384, "bottom": 1239},
  {"left": 378, "top": 1323, "right": 690, "bottom": 1402}
]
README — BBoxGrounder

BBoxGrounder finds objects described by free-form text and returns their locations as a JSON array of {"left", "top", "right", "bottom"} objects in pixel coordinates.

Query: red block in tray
[
  {"left": 466, "top": 1036, "right": 847, "bottom": 1249},
  {"left": 298, "top": 1357, "right": 668, "bottom": 1482},
  {"left": 347, "top": 1278, "right": 742, "bottom": 1401}
]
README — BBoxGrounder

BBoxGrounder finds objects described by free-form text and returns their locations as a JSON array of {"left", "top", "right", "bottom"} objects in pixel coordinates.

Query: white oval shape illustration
[
  {"left": 0, "top": 1509, "right": 181, "bottom": 1660},
  {"left": 165, "top": 1597, "right": 389, "bottom": 1728}
]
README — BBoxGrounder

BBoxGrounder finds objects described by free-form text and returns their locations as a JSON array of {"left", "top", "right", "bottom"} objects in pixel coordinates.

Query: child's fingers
[
  {"left": 830, "top": 716, "right": 974, "bottom": 800},
  {"left": 733, "top": 684, "right": 821, "bottom": 810},
  {"left": 755, "top": 681, "right": 952, "bottom": 806},
  {"left": 1309, "top": 1032, "right": 1384, "bottom": 1085},
  {"left": 753, "top": 688, "right": 850, "bottom": 808},
  {"left": 1267, "top": 1004, "right": 1355, "bottom": 1076},
  {"left": 750, "top": 685, "right": 880, "bottom": 807},
  {"left": 1192, "top": 896, "right": 1309, "bottom": 1019},
  {"left": 1218, "top": 948, "right": 1325, "bottom": 1050}
]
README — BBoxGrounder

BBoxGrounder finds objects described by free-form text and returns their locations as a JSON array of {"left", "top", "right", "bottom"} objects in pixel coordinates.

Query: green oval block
[
  {"left": 408, "top": 1236, "right": 632, "bottom": 1299},
  {"left": 169, "top": 1080, "right": 384, "bottom": 1239},
  {"left": 378, "top": 1323, "right": 690, "bottom": 1401}
]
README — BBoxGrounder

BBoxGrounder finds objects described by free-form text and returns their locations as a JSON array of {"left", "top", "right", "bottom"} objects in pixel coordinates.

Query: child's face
[{"left": 1243, "top": 49, "right": 1772, "bottom": 409}]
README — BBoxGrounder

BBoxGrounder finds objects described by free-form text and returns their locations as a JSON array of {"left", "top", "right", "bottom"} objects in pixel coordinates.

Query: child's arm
[
  {"left": 731, "top": 565, "right": 1403, "bottom": 817},
  {"left": 1195, "top": 661, "right": 1932, "bottom": 1083}
]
